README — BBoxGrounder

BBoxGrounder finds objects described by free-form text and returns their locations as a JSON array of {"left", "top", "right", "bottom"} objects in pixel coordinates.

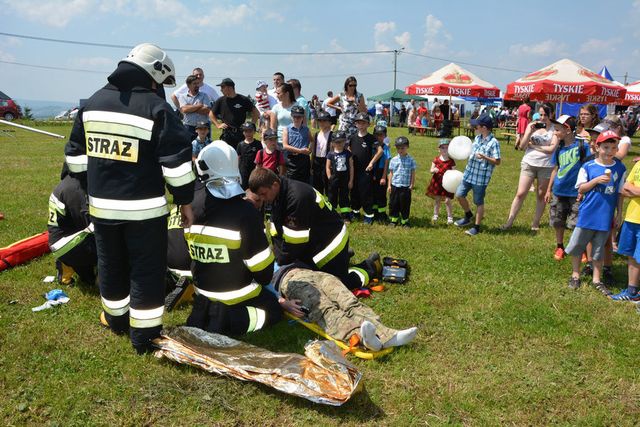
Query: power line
[
  {"left": 0, "top": 32, "right": 392, "bottom": 56},
  {"left": 0, "top": 59, "right": 393, "bottom": 80},
  {"left": 402, "top": 51, "right": 530, "bottom": 74}
]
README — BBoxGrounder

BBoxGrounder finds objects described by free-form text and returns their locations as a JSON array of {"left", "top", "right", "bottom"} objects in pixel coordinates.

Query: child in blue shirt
[
  {"left": 282, "top": 105, "right": 313, "bottom": 183},
  {"left": 387, "top": 136, "right": 417, "bottom": 227},
  {"left": 192, "top": 121, "right": 211, "bottom": 161},
  {"left": 544, "top": 115, "right": 589, "bottom": 261},
  {"left": 564, "top": 130, "right": 626, "bottom": 292}
]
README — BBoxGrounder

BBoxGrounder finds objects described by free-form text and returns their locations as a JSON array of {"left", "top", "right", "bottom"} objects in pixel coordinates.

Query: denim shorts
[{"left": 455, "top": 180, "right": 487, "bottom": 206}]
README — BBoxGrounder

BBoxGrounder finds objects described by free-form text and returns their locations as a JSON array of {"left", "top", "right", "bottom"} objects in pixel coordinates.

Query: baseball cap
[
  {"left": 256, "top": 80, "right": 268, "bottom": 90},
  {"left": 438, "top": 138, "right": 450, "bottom": 146},
  {"left": 373, "top": 125, "right": 387, "bottom": 135},
  {"left": 395, "top": 136, "right": 409, "bottom": 147},
  {"left": 216, "top": 78, "right": 235, "bottom": 87},
  {"left": 263, "top": 129, "right": 277, "bottom": 140},
  {"left": 586, "top": 122, "right": 610, "bottom": 135},
  {"left": 195, "top": 121, "right": 209, "bottom": 129},
  {"left": 290, "top": 105, "right": 305, "bottom": 116},
  {"left": 332, "top": 131, "right": 348, "bottom": 141},
  {"left": 470, "top": 113, "right": 493, "bottom": 129},
  {"left": 551, "top": 114, "right": 577, "bottom": 131},
  {"left": 595, "top": 130, "right": 621, "bottom": 144},
  {"left": 241, "top": 122, "right": 256, "bottom": 131},
  {"left": 354, "top": 112, "right": 370, "bottom": 122},
  {"left": 317, "top": 111, "right": 331, "bottom": 121}
]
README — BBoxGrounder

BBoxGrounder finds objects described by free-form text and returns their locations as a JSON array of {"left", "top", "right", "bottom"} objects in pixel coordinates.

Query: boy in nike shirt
[{"left": 544, "top": 115, "right": 589, "bottom": 261}]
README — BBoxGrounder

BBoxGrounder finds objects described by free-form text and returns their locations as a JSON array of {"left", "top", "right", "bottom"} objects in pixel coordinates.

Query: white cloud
[
  {"left": 578, "top": 38, "right": 621, "bottom": 55},
  {"left": 265, "top": 11, "right": 285, "bottom": 23},
  {"left": 394, "top": 32, "right": 411, "bottom": 49},
  {"left": 4, "top": 0, "right": 93, "bottom": 27},
  {"left": 421, "top": 14, "right": 451, "bottom": 55},
  {"left": 0, "top": 49, "right": 16, "bottom": 62},
  {"left": 374, "top": 21, "right": 396, "bottom": 51},
  {"left": 508, "top": 39, "right": 567, "bottom": 57}
]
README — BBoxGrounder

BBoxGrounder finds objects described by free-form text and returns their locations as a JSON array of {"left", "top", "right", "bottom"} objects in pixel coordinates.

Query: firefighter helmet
[
  {"left": 121, "top": 43, "right": 176, "bottom": 87},
  {"left": 195, "top": 141, "right": 244, "bottom": 199}
]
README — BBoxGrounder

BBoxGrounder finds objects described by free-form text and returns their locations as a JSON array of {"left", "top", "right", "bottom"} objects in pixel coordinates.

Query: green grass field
[{"left": 1, "top": 121, "right": 639, "bottom": 425}]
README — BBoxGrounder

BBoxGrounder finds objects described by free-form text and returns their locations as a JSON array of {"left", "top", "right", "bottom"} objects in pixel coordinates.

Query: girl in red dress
[
  {"left": 432, "top": 107, "right": 444, "bottom": 130},
  {"left": 426, "top": 139, "right": 456, "bottom": 224}
]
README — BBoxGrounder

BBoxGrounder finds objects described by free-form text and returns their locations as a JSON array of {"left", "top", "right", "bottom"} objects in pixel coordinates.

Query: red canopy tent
[
  {"left": 621, "top": 81, "right": 640, "bottom": 106},
  {"left": 504, "top": 58, "right": 626, "bottom": 105},
  {"left": 405, "top": 62, "right": 500, "bottom": 99}
]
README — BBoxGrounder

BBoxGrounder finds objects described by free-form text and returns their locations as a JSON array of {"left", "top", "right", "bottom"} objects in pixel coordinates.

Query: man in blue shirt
[
  {"left": 177, "top": 75, "right": 212, "bottom": 141},
  {"left": 454, "top": 113, "right": 501, "bottom": 236}
]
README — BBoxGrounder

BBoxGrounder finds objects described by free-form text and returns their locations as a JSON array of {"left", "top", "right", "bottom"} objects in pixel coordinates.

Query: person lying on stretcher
[{"left": 270, "top": 263, "right": 418, "bottom": 351}]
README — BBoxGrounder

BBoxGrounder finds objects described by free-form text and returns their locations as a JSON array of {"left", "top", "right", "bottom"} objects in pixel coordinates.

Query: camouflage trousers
[{"left": 279, "top": 268, "right": 396, "bottom": 343}]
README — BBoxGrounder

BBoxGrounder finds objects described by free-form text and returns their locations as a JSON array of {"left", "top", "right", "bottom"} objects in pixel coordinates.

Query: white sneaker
[
  {"left": 431, "top": 215, "right": 438, "bottom": 223},
  {"left": 360, "top": 320, "right": 382, "bottom": 351},
  {"left": 447, "top": 217, "right": 454, "bottom": 225},
  {"left": 382, "top": 327, "right": 418, "bottom": 349}
]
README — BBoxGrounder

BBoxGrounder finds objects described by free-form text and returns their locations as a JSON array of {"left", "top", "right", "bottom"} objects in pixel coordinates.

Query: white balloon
[
  {"left": 442, "top": 170, "right": 463, "bottom": 194},
  {"left": 448, "top": 136, "right": 473, "bottom": 161}
]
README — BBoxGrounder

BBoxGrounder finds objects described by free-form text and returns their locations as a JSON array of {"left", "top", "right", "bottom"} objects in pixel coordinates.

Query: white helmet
[
  {"left": 121, "top": 43, "right": 176, "bottom": 87},
  {"left": 195, "top": 141, "right": 244, "bottom": 199}
]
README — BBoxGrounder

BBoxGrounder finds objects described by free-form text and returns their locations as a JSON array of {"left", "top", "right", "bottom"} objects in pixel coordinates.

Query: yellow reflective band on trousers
[
  {"left": 246, "top": 306, "right": 267, "bottom": 332},
  {"left": 101, "top": 295, "right": 130, "bottom": 317},
  {"left": 83, "top": 110, "right": 154, "bottom": 141},
  {"left": 129, "top": 306, "right": 164, "bottom": 329},
  {"left": 89, "top": 195, "right": 169, "bottom": 221},
  {"left": 184, "top": 225, "right": 241, "bottom": 249},
  {"left": 349, "top": 267, "right": 369, "bottom": 287},
  {"left": 312, "top": 224, "right": 348, "bottom": 268},
  {"left": 243, "top": 247, "right": 275, "bottom": 272},
  {"left": 194, "top": 283, "right": 261, "bottom": 305},
  {"left": 282, "top": 226, "right": 310, "bottom": 244},
  {"left": 50, "top": 225, "right": 93, "bottom": 259},
  {"left": 162, "top": 161, "right": 196, "bottom": 187}
]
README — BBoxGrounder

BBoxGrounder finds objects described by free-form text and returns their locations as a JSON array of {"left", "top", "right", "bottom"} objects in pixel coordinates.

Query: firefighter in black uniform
[
  {"left": 185, "top": 140, "right": 281, "bottom": 335},
  {"left": 349, "top": 112, "right": 383, "bottom": 224},
  {"left": 64, "top": 43, "right": 196, "bottom": 354},
  {"left": 48, "top": 163, "right": 97, "bottom": 285},
  {"left": 249, "top": 167, "right": 381, "bottom": 290}
]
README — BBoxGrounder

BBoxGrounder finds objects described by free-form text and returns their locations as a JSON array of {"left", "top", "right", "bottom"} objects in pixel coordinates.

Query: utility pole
[
  {"left": 624, "top": 72, "right": 628, "bottom": 85},
  {"left": 392, "top": 48, "right": 404, "bottom": 126}
]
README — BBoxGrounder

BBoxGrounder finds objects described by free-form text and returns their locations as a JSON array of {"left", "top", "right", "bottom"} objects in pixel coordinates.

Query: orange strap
[{"left": 342, "top": 334, "right": 361, "bottom": 357}]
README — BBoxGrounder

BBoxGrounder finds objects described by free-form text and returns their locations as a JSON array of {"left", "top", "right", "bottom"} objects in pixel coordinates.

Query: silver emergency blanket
[{"left": 154, "top": 326, "right": 362, "bottom": 406}]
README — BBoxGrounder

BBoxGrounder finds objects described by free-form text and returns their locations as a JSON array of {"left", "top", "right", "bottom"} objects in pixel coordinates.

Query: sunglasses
[{"left": 348, "top": 84, "right": 357, "bottom": 87}]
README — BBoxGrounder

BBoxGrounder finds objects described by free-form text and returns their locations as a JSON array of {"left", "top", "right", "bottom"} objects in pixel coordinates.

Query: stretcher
[{"left": 285, "top": 312, "right": 394, "bottom": 360}]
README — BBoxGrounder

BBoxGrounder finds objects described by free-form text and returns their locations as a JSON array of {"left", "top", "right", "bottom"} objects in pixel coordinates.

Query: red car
[{"left": 0, "top": 90, "right": 22, "bottom": 120}]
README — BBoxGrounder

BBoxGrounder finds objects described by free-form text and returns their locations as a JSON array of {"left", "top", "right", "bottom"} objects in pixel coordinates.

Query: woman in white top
[
  {"left": 269, "top": 82, "right": 296, "bottom": 149},
  {"left": 503, "top": 103, "right": 559, "bottom": 230},
  {"left": 325, "top": 76, "right": 367, "bottom": 138}
]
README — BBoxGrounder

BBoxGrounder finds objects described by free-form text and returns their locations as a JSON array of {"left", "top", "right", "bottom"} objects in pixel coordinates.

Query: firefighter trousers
[
  {"left": 280, "top": 268, "right": 396, "bottom": 343},
  {"left": 186, "top": 287, "right": 282, "bottom": 335},
  {"left": 311, "top": 156, "right": 328, "bottom": 195},
  {"left": 94, "top": 217, "right": 167, "bottom": 353},
  {"left": 350, "top": 170, "right": 374, "bottom": 217}
]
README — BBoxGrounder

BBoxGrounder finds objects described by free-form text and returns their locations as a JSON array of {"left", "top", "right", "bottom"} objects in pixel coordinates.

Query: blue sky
[{"left": 1, "top": 0, "right": 639, "bottom": 104}]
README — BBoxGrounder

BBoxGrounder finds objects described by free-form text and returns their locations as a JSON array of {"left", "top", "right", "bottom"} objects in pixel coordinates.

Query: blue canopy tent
[{"left": 558, "top": 66, "right": 612, "bottom": 118}]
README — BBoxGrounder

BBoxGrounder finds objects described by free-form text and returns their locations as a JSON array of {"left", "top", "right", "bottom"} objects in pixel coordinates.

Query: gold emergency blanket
[{"left": 154, "top": 326, "right": 362, "bottom": 406}]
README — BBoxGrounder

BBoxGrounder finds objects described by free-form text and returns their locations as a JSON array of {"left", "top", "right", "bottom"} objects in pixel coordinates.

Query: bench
[
  {"left": 408, "top": 125, "right": 437, "bottom": 137},
  {"left": 499, "top": 132, "right": 517, "bottom": 145}
]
